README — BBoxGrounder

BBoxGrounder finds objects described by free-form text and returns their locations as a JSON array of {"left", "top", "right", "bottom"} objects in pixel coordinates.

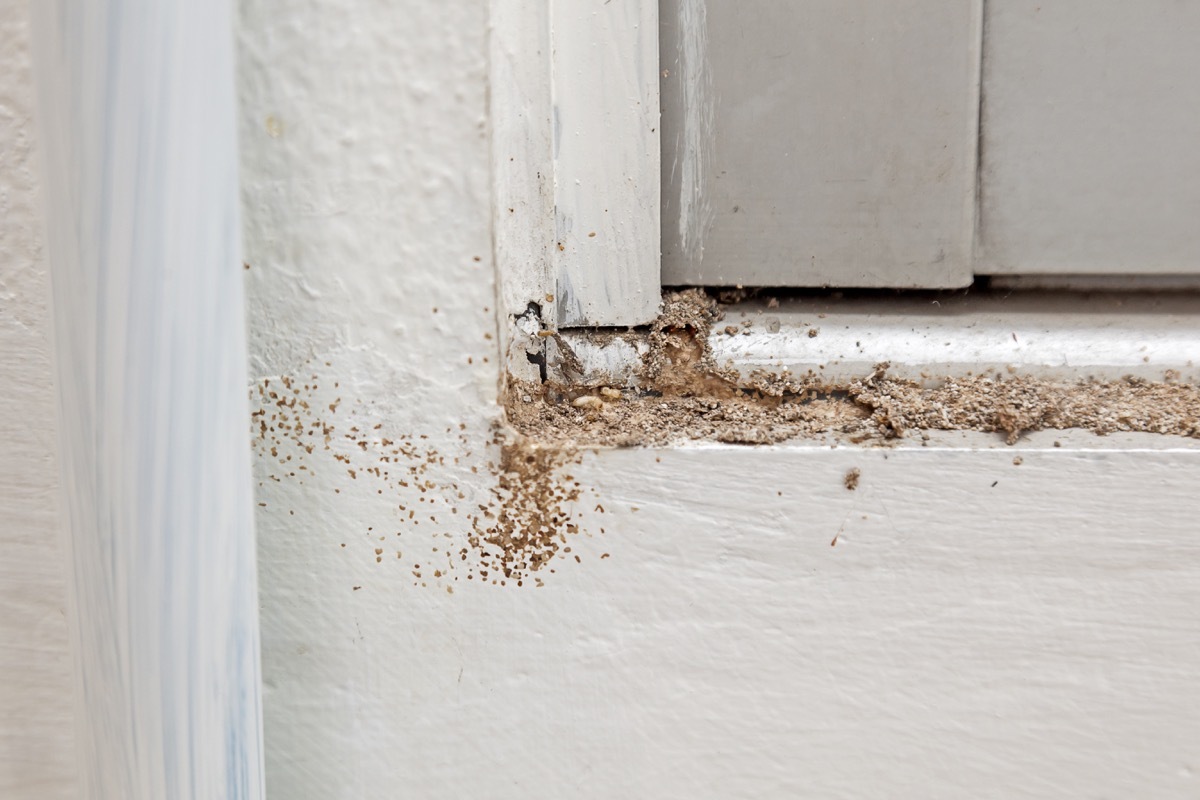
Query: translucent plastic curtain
[{"left": 30, "top": 1, "right": 265, "bottom": 796}]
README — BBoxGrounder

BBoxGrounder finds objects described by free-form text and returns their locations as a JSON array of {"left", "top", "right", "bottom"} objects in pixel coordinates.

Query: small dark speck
[
  {"left": 991, "top": 481, "right": 998, "bottom": 487},
  {"left": 732, "top": 205, "right": 740, "bottom": 213},
  {"left": 352, "top": 586, "right": 362, "bottom": 591}
]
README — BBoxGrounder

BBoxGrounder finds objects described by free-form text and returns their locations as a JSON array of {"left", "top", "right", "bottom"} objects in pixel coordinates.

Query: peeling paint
[
  {"left": 549, "top": 0, "right": 661, "bottom": 326},
  {"left": 674, "top": 0, "right": 715, "bottom": 267}
]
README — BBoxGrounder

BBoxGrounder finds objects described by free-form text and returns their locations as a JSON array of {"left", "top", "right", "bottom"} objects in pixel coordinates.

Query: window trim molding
[{"left": 491, "top": 0, "right": 661, "bottom": 331}]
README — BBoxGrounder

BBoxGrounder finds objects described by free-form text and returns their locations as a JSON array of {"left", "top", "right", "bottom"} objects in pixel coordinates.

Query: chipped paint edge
[{"left": 665, "top": 0, "right": 715, "bottom": 274}]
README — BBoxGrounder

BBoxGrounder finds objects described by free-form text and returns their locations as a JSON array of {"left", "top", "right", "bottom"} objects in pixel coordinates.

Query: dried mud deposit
[{"left": 506, "top": 290, "right": 1200, "bottom": 447}]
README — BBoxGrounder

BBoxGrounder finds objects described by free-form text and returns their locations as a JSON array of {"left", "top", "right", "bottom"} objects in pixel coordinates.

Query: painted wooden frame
[
  {"left": 496, "top": 0, "right": 1200, "bottom": 394},
  {"left": 492, "top": 0, "right": 661, "bottom": 329},
  {"left": 659, "top": 0, "right": 983, "bottom": 289},
  {"left": 977, "top": 0, "right": 1200, "bottom": 276}
]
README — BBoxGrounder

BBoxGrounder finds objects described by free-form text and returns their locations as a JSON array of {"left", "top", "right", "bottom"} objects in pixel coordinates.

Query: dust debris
[{"left": 506, "top": 290, "right": 1200, "bottom": 448}]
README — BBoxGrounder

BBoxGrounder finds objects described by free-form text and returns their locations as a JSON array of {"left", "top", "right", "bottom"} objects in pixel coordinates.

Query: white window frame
[{"left": 493, "top": 0, "right": 1200, "bottom": 386}]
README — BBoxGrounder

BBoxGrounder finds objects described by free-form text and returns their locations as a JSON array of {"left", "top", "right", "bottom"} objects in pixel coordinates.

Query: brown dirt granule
[
  {"left": 466, "top": 436, "right": 583, "bottom": 583},
  {"left": 507, "top": 368, "right": 1200, "bottom": 447},
  {"left": 250, "top": 367, "right": 591, "bottom": 588}
]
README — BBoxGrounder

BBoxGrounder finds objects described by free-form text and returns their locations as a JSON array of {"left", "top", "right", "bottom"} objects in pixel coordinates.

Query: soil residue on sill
[{"left": 505, "top": 290, "right": 1200, "bottom": 447}]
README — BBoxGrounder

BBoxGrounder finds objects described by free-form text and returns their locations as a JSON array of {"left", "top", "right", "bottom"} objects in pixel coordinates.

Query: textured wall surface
[
  {"left": 236, "top": 1, "right": 502, "bottom": 796},
  {"left": 0, "top": 4, "right": 76, "bottom": 798}
]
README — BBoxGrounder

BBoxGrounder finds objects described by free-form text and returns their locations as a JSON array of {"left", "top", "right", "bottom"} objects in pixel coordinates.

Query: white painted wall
[
  {"left": 0, "top": 4, "right": 75, "bottom": 798},
  {"left": 235, "top": 2, "right": 502, "bottom": 796}
]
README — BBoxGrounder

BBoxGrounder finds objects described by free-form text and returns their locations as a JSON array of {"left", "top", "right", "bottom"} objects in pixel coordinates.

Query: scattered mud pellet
[
  {"left": 843, "top": 468, "right": 861, "bottom": 491},
  {"left": 808, "top": 327, "right": 820, "bottom": 338},
  {"left": 251, "top": 371, "right": 593, "bottom": 590},
  {"left": 1012, "top": 456, "right": 1023, "bottom": 466},
  {"left": 464, "top": 437, "right": 583, "bottom": 582}
]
